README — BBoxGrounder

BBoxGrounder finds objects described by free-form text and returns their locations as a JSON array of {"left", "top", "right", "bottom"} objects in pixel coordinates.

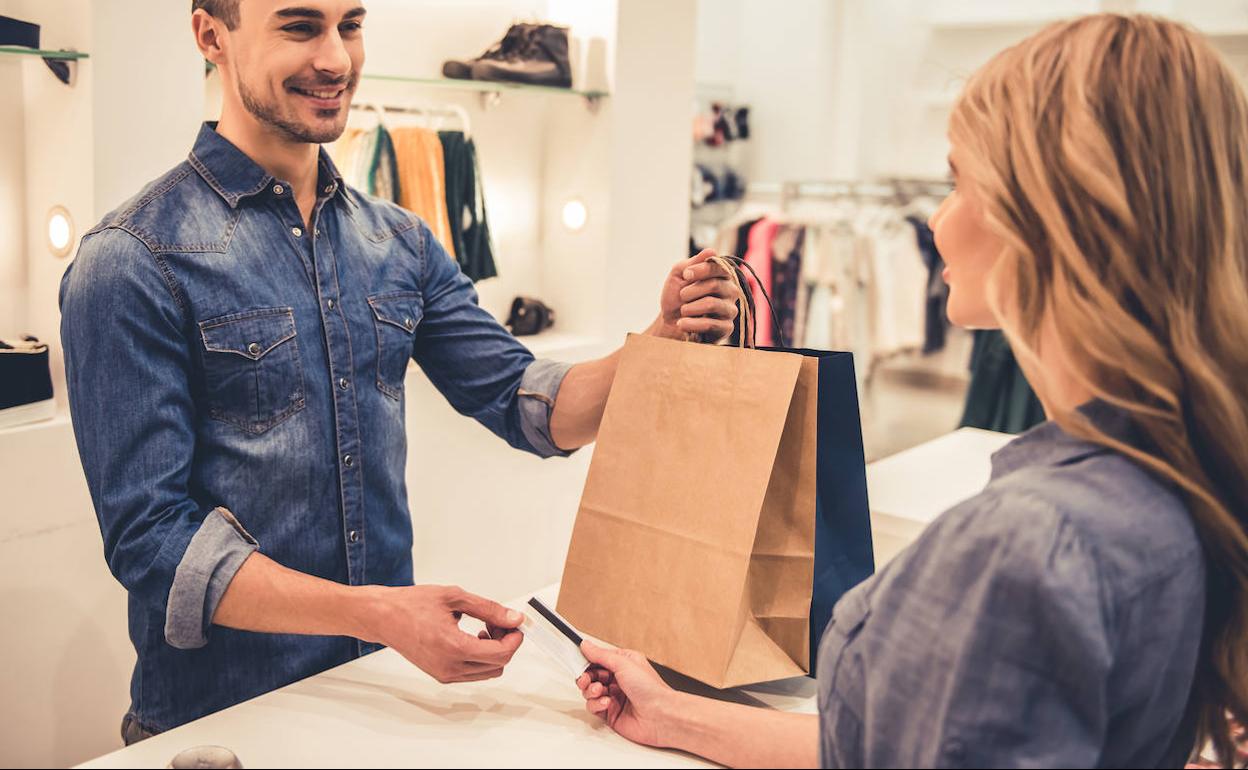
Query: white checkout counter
[{"left": 78, "top": 428, "right": 1013, "bottom": 769}]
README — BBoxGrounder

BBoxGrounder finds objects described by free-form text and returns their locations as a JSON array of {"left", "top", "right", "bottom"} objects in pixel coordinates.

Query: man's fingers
[
  {"left": 670, "top": 249, "right": 716, "bottom": 279},
  {"left": 680, "top": 277, "right": 737, "bottom": 303},
  {"left": 680, "top": 296, "right": 736, "bottom": 320},
  {"left": 459, "top": 627, "right": 524, "bottom": 666},
  {"left": 681, "top": 259, "right": 732, "bottom": 283},
  {"left": 677, "top": 317, "right": 734, "bottom": 338},
  {"left": 446, "top": 588, "right": 524, "bottom": 629},
  {"left": 448, "top": 667, "right": 505, "bottom": 683}
]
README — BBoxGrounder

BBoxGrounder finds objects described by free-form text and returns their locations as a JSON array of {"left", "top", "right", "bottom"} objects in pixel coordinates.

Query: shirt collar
[
  {"left": 187, "top": 121, "right": 350, "bottom": 209},
  {"left": 989, "top": 399, "right": 1140, "bottom": 480}
]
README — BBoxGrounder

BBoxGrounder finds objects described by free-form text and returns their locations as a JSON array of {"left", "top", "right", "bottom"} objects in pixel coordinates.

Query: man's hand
[
  {"left": 656, "top": 249, "right": 741, "bottom": 343},
  {"left": 362, "top": 584, "right": 525, "bottom": 683}
]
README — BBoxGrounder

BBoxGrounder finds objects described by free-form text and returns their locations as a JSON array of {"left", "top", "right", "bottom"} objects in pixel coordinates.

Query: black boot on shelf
[
  {"left": 0, "top": 336, "right": 56, "bottom": 430},
  {"left": 442, "top": 23, "right": 535, "bottom": 80},
  {"left": 470, "top": 24, "right": 573, "bottom": 89}
]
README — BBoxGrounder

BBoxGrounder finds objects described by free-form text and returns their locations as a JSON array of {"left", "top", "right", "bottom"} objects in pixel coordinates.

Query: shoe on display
[
  {"left": 0, "top": 15, "right": 40, "bottom": 49},
  {"left": 470, "top": 24, "right": 573, "bottom": 89},
  {"left": 0, "top": 336, "right": 56, "bottom": 430},
  {"left": 442, "top": 23, "right": 536, "bottom": 80}
]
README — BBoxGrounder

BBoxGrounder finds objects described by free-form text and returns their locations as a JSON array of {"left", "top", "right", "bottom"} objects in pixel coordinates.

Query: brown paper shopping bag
[{"left": 557, "top": 332, "right": 823, "bottom": 688}]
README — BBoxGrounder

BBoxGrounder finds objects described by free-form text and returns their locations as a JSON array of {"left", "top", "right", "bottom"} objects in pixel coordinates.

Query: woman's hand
[{"left": 575, "top": 640, "right": 681, "bottom": 748}]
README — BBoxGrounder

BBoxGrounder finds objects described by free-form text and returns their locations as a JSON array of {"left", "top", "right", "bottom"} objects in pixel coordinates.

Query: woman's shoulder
[{"left": 914, "top": 445, "right": 1203, "bottom": 601}]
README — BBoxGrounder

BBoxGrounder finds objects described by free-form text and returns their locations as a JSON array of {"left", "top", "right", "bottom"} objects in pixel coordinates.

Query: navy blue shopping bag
[{"left": 765, "top": 346, "right": 875, "bottom": 675}]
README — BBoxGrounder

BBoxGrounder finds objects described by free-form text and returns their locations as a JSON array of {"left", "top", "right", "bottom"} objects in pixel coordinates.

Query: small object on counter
[
  {"left": 505, "top": 296, "right": 556, "bottom": 337},
  {"left": 167, "top": 746, "right": 242, "bottom": 769},
  {"left": 520, "top": 597, "right": 590, "bottom": 678},
  {"left": 0, "top": 335, "right": 56, "bottom": 429}
]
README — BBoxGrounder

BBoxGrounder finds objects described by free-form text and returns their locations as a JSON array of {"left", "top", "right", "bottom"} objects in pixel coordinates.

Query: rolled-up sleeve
[
  {"left": 517, "top": 358, "right": 574, "bottom": 457},
  {"left": 165, "top": 507, "right": 258, "bottom": 648},
  {"left": 60, "top": 227, "right": 257, "bottom": 651},
  {"left": 411, "top": 223, "right": 574, "bottom": 458}
]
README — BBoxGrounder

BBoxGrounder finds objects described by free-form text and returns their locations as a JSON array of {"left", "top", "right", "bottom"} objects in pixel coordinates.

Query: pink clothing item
[{"left": 743, "top": 217, "right": 780, "bottom": 346}]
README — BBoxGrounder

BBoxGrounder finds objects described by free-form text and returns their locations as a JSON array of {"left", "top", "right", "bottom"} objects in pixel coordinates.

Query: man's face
[{"left": 224, "top": 1, "right": 366, "bottom": 144}]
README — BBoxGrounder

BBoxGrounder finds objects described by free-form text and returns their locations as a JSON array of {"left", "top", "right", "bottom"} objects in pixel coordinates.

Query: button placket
[{"left": 309, "top": 203, "right": 365, "bottom": 586}]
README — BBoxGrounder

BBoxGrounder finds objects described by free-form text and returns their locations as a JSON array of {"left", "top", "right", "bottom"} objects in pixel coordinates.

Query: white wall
[
  {"left": 693, "top": 0, "right": 1248, "bottom": 186},
  {"left": 91, "top": 0, "right": 204, "bottom": 217},
  {"left": 693, "top": 0, "right": 838, "bottom": 185},
  {"left": 0, "top": 55, "right": 27, "bottom": 337}
]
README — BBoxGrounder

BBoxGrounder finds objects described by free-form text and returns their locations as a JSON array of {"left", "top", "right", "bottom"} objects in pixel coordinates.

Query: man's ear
[{"left": 192, "top": 10, "right": 227, "bottom": 67}]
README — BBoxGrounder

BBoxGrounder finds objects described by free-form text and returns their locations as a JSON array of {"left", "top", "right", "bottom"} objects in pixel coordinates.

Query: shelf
[
  {"left": 361, "top": 73, "right": 608, "bottom": 102},
  {"left": 0, "top": 47, "right": 89, "bottom": 60}
]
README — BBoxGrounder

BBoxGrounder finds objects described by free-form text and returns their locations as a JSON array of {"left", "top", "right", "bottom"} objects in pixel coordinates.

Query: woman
[{"left": 574, "top": 14, "right": 1248, "bottom": 768}]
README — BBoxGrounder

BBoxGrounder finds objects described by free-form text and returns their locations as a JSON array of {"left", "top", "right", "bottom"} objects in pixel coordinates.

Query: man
[{"left": 58, "top": 0, "right": 739, "bottom": 743}]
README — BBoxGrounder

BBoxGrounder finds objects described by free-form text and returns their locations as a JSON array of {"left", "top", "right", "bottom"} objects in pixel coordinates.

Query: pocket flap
[
  {"left": 199, "top": 307, "right": 297, "bottom": 360},
  {"left": 368, "top": 292, "right": 422, "bottom": 334}
]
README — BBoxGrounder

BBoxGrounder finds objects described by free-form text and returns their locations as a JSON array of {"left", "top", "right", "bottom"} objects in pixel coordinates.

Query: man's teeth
[{"left": 297, "top": 88, "right": 342, "bottom": 99}]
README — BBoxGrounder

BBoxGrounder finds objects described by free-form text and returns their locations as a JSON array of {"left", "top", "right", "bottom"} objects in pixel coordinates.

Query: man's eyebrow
[{"left": 273, "top": 6, "right": 367, "bottom": 21}]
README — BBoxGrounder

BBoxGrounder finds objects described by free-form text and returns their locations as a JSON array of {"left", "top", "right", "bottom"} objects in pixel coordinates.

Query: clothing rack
[
  {"left": 350, "top": 101, "right": 471, "bottom": 138},
  {"left": 748, "top": 178, "right": 952, "bottom": 212}
]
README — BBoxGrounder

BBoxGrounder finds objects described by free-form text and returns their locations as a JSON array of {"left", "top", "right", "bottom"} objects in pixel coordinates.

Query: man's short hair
[{"left": 192, "top": 0, "right": 240, "bottom": 30}]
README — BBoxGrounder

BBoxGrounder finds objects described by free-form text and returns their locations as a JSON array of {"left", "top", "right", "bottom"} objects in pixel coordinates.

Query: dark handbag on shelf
[{"left": 506, "top": 296, "right": 556, "bottom": 337}]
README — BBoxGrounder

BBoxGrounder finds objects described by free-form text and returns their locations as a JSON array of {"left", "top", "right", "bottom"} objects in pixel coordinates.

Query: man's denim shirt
[{"left": 59, "top": 123, "right": 572, "bottom": 731}]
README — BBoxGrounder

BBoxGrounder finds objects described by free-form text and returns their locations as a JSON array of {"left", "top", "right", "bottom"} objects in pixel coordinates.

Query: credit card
[{"left": 519, "top": 597, "right": 590, "bottom": 678}]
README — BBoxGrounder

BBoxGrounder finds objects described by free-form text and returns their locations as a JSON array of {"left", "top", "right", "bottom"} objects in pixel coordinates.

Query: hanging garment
[
  {"left": 800, "top": 225, "right": 854, "bottom": 353},
  {"left": 770, "top": 225, "right": 805, "bottom": 347},
  {"left": 352, "top": 127, "right": 380, "bottom": 195},
  {"left": 864, "top": 213, "right": 926, "bottom": 361},
  {"left": 743, "top": 218, "right": 779, "bottom": 346},
  {"left": 959, "top": 330, "right": 1046, "bottom": 434},
  {"left": 908, "top": 215, "right": 949, "bottom": 355},
  {"left": 732, "top": 217, "right": 760, "bottom": 259},
  {"left": 439, "top": 130, "right": 498, "bottom": 282},
  {"left": 326, "top": 127, "right": 361, "bottom": 185},
  {"left": 369, "top": 124, "right": 401, "bottom": 202},
  {"left": 391, "top": 126, "right": 457, "bottom": 259}
]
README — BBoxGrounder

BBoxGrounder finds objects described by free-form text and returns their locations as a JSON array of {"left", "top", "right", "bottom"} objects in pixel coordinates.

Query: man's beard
[{"left": 239, "top": 73, "right": 356, "bottom": 144}]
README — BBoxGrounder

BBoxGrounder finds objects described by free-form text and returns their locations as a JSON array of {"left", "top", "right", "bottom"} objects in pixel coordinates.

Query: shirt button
[
  {"left": 325, "top": 183, "right": 337, "bottom": 194},
  {"left": 247, "top": 342, "right": 261, "bottom": 356},
  {"left": 343, "top": 454, "right": 354, "bottom": 467},
  {"left": 314, "top": 228, "right": 321, "bottom": 237},
  {"left": 273, "top": 184, "right": 284, "bottom": 195},
  {"left": 348, "top": 530, "right": 359, "bottom": 543},
  {"left": 404, "top": 317, "right": 414, "bottom": 331},
  {"left": 338, "top": 377, "right": 350, "bottom": 390},
  {"left": 291, "top": 226, "right": 303, "bottom": 238},
  {"left": 326, "top": 298, "right": 336, "bottom": 310}
]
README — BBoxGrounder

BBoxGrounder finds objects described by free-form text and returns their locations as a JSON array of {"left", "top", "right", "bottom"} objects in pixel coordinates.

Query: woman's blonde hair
[{"left": 951, "top": 14, "right": 1248, "bottom": 766}]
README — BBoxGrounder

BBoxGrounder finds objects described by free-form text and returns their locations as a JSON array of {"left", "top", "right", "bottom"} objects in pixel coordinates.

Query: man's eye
[
  {"left": 341, "top": 21, "right": 363, "bottom": 34},
  {"left": 282, "top": 23, "right": 317, "bottom": 35}
]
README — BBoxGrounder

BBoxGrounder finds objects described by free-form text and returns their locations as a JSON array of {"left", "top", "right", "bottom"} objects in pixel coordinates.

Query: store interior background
[{"left": 2, "top": 0, "right": 1246, "bottom": 766}]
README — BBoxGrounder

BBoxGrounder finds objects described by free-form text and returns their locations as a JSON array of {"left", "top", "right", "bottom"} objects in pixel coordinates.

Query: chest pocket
[
  {"left": 367, "top": 292, "right": 422, "bottom": 400},
  {"left": 198, "top": 307, "right": 306, "bottom": 434}
]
